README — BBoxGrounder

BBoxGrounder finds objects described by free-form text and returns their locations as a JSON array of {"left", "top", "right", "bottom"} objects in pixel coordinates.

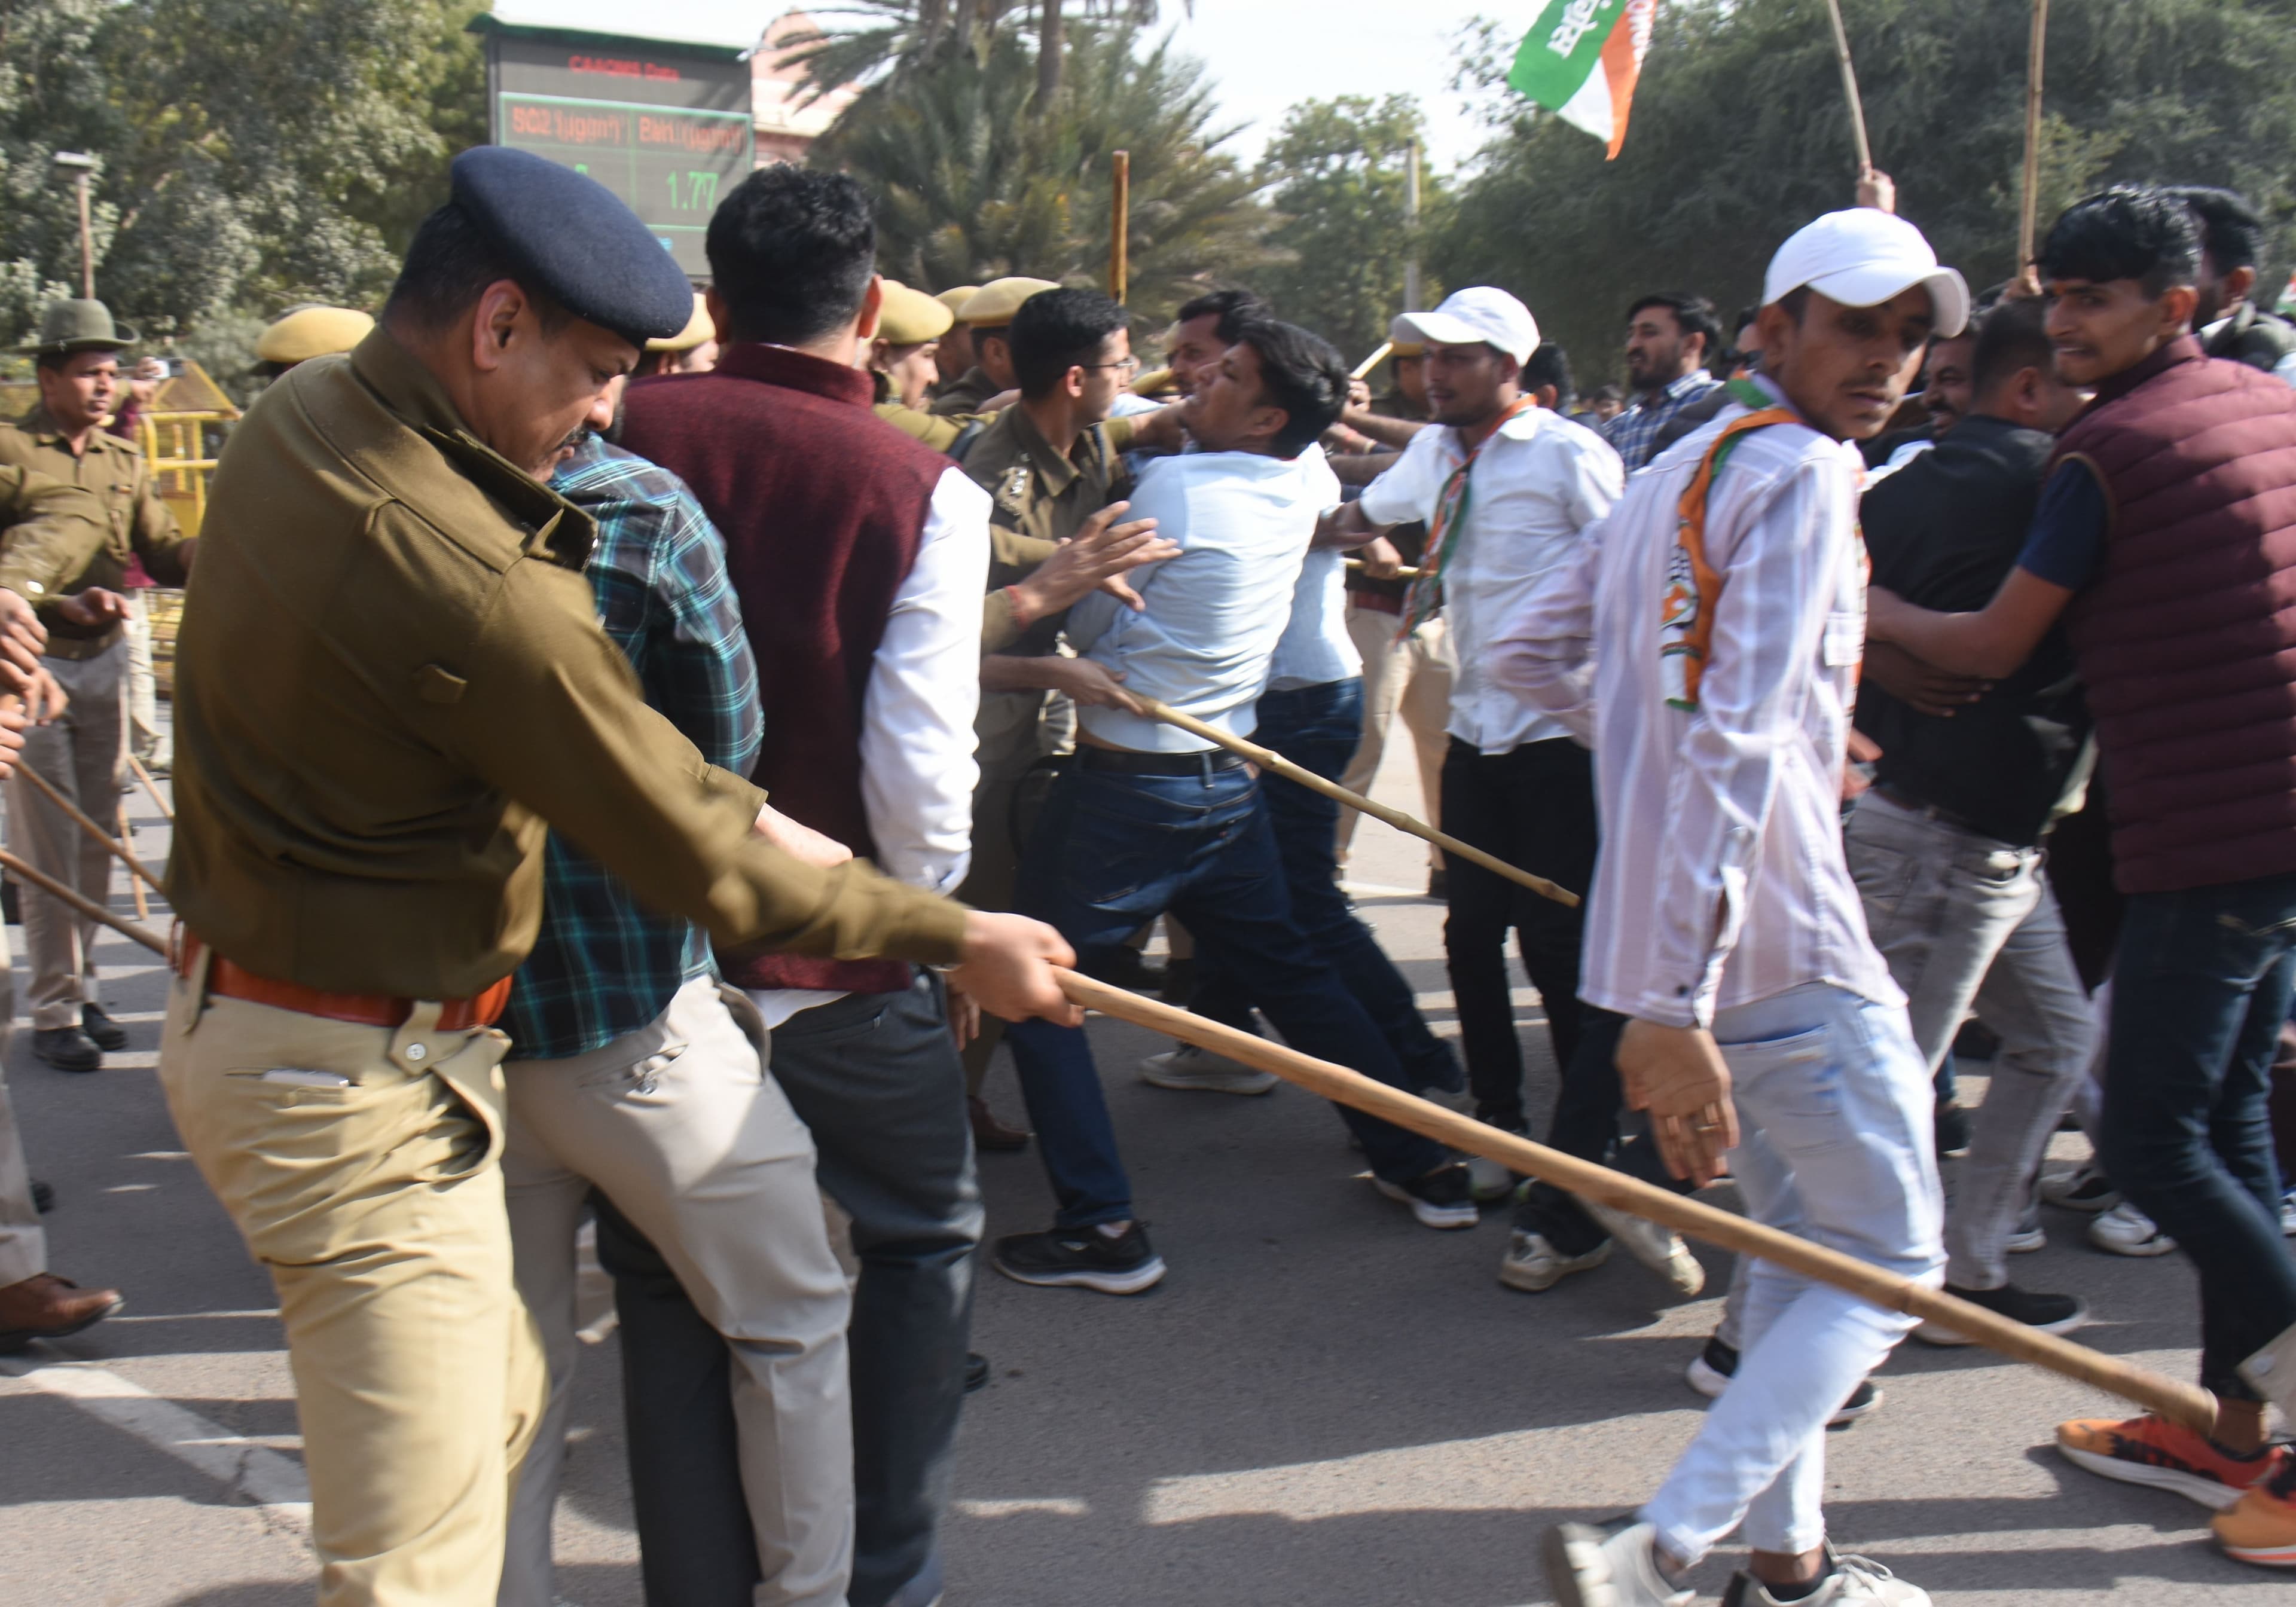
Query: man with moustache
[{"left": 1605, "top": 292, "right": 1726, "bottom": 471}]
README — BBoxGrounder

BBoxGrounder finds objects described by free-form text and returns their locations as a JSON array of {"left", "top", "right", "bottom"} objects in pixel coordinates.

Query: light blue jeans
[{"left": 1642, "top": 983, "right": 1943, "bottom": 1564}]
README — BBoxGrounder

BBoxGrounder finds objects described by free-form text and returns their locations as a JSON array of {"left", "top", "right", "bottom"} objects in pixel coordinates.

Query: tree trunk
[
  {"left": 919, "top": 0, "right": 949, "bottom": 49},
  {"left": 1037, "top": 0, "right": 1064, "bottom": 101}
]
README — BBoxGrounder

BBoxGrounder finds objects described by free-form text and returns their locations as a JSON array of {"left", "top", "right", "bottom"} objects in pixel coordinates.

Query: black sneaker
[
  {"left": 964, "top": 1352, "right": 991, "bottom": 1394},
  {"left": 1934, "top": 1100, "right": 1971, "bottom": 1157},
  {"left": 80, "top": 1003, "right": 127, "bottom": 1052},
  {"left": 1427, "top": 867, "right": 1449, "bottom": 902},
  {"left": 1686, "top": 1334, "right": 1883, "bottom": 1426},
  {"left": 30, "top": 1180, "right": 53, "bottom": 1214},
  {"left": 1372, "top": 1162, "right": 1480, "bottom": 1229},
  {"left": 1913, "top": 1282, "right": 2088, "bottom": 1346},
  {"left": 993, "top": 1221, "right": 1166, "bottom": 1295},
  {"left": 32, "top": 1026, "right": 100, "bottom": 1073}
]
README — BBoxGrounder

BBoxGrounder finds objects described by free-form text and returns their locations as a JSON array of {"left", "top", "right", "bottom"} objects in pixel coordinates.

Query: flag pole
[
  {"left": 1821, "top": 0, "right": 1874, "bottom": 175},
  {"left": 2018, "top": 0, "right": 2051, "bottom": 273},
  {"left": 1109, "top": 150, "right": 1129, "bottom": 304}
]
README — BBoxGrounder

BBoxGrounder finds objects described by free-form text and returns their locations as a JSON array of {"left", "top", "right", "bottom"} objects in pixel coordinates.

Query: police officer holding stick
[{"left": 155, "top": 149, "right": 1077, "bottom": 1607}]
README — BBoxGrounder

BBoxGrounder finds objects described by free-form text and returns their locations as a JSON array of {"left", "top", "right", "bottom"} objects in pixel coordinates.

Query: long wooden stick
[
  {"left": 1057, "top": 967, "right": 2218, "bottom": 1435},
  {"left": 1109, "top": 150, "right": 1129, "bottom": 304},
  {"left": 121, "top": 802, "right": 148, "bottom": 921},
  {"left": 1821, "top": 0, "right": 1874, "bottom": 174},
  {"left": 2017, "top": 0, "right": 2051, "bottom": 271},
  {"left": 127, "top": 753, "right": 173, "bottom": 822},
  {"left": 1136, "top": 696, "right": 1578, "bottom": 907},
  {"left": 1351, "top": 341, "right": 1393, "bottom": 382},
  {"left": 0, "top": 846, "right": 165, "bottom": 954},
  {"left": 1342, "top": 558, "right": 1422, "bottom": 579},
  {"left": 16, "top": 760, "right": 164, "bottom": 893}
]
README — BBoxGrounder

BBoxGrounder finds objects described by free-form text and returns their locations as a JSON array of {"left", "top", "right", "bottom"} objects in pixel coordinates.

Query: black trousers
[{"left": 1439, "top": 736, "right": 1600, "bottom": 1131}]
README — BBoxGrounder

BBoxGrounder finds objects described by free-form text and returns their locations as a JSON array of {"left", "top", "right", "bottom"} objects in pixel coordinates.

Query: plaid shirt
[
  {"left": 1604, "top": 369, "right": 1726, "bottom": 472},
  {"left": 503, "top": 437, "right": 762, "bottom": 1060}
]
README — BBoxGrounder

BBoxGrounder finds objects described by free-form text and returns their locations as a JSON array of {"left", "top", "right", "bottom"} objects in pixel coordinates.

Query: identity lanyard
[{"left": 1399, "top": 395, "right": 1541, "bottom": 637}]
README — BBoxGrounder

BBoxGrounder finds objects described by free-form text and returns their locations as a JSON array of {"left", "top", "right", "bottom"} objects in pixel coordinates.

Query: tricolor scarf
[
  {"left": 1400, "top": 394, "right": 1542, "bottom": 637},
  {"left": 1661, "top": 378, "right": 1798, "bottom": 711}
]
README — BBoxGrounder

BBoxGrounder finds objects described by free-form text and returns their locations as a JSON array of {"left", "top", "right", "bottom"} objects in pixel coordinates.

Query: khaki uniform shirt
[
  {"left": 931, "top": 365, "right": 999, "bottom": 418},
  {"left": 964, "top": 406, "right": 1136, "bottom": 655},
  {"left": 0, "top": 464, "right": 111, "bottom": 604},
  {"left": 871, "top": 371, "right": 985, "bottom": 456},
  {"left": 0, "top": 408, "right": 193, "bottom": 647},
  {"left": 167, "top": 329, "right": 966, "bottom": 999}
]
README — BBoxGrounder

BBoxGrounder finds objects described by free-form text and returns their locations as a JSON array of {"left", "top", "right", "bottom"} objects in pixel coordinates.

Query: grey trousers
[
  {"left": 616, "top": 971, "right": 981, "bottom": 1607},
  {"left": 499, "top": 976, "right": 853, "bottom": 1607},
  {"left": 0, "top": 921, "right": 36, "bottom": 1286},
  {"left": 8, "top": 640, "right": 127, "bottom": 1029},
  {"left": 1844, "top": 792, "right": 2094, "bottom": 1288}
]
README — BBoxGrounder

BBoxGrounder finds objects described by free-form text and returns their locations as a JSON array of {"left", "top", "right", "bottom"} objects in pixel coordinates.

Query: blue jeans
[
  {"left": 1189, "top": 679, "right": 1460, "bottom": 1090},
  {"left": 1007, "top": 755, "right": 1451, "bottom": 1227},
  {"left": 2098, "top": 873, "right": 2296, "bottom": 1401}
]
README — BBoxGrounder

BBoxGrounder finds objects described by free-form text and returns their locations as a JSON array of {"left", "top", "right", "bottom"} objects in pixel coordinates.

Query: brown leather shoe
[
  {"left": 0, "top": 1273, "right": 125, "bottom": 1351},
  {"left": 968, "top": 1094, "right": 1031, "bottom": 1153}
]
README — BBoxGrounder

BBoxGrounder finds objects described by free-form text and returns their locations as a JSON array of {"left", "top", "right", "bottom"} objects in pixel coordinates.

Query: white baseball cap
[
  {"left": 1392, "top": 288, "right": 1541, "bottom": 365},
  {"left": 1761, "top": 210, "right": 1971, "bottom": 337}
]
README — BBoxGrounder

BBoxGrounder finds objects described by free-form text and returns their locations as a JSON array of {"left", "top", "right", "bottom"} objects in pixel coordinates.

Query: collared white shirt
[
  {"left": 1491, "top": 380, "right": 1904, "bottom": 1030},
  {"left": 1359, "top": 405, "right": 1622, "bottom": 755},
  {"left": 750, "top": 465, "right": 988, "bottom": 1028},
  {"left": 1067, "top": 446, "right": 1332, "bottom": 750}
]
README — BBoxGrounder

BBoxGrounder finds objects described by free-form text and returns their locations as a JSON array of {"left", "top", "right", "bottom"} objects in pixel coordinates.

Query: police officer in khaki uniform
[
  {"left": 0, "top": 466, "right": 124, "bottom": 1351},
  {"left": 155, "top": 147, "right": 1076, "bottom": 1607},
  {"left": 255, "top": 304, "right": 377, "bottom": 379},
  {"left": 929, "top": 284, "right": 980, "bottom": 399},
  {"left": 930, "top": 276, "right": 1059, "bottom": 416},
  {"left": 0, "top": 298, "right": 196, "bottom": 1071},
  {"left": 871, "top": 279, "right": 994, "bottom": 456}
]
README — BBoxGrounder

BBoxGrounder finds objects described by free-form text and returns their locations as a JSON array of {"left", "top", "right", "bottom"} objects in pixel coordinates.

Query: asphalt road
[{"left": 0, "top": 723, "right": 2285, "bottom": 1606}]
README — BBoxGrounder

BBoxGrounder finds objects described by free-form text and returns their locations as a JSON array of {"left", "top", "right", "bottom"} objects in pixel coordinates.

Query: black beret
[{"left": 450, "top": 146, "right": 695, "bottom": 348}]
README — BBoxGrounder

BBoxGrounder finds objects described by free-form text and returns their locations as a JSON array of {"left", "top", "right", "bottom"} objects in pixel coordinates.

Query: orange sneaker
[
  {"left": 2056, "top": 1413, "right": 2286, "bottom": 1510},
  {"left": 2216, "top": 1453, "right": 2296, "bottom": 1567}
]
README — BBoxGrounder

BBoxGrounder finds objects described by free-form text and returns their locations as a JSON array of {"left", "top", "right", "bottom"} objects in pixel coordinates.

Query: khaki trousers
[
  {"left": 0, "top": 921, "right": 37, "bottom": 1287},
  {"left": 499, "top": 977, "right": 853, "bottom": 1607},
  {"left": 157, "top": 958, "right": 547, "bottom": 1607},
  {"left": 1335, "top": 606, "right": 1452, "bottom": 871},
  {"left": 121, "top": 588, "right": 167, "bottom": 769},
  {"left": 9, "top": 640, "right": 128, "bottom": 1028}
]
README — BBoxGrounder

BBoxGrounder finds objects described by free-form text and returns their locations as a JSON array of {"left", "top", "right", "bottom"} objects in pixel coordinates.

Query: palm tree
[{"left": 780, "top": 0, "right": 1177, "bottom": 108}]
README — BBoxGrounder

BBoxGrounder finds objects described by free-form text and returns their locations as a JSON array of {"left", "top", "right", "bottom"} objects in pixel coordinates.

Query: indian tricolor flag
[{"left": 1506, "top": 0, "right": 1659, "bottom": 159}]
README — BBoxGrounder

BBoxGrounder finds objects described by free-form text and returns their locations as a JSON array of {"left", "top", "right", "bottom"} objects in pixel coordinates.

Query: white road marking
[{"left": 0, "top": 1352, "right": 312, "bottom": 1538}]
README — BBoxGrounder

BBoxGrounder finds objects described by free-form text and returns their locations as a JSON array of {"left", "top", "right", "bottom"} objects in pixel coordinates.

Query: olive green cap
[
  {"left": 877, "top": 281, "right": 954, "bottom": 347},
  {"left": 255, "top": 305, "right": 375, "bottom": 365},
  {"left": 958, "top": 277, "right": 1060, "bottom": 328},
  {"left": 934, "top": 285, "right": 982, "bottom": 317},
  {"left": 17, "top": 298, "right": 138, "bottom": 355},
  {"left": 647, "top": 293, "right": 717, "bottom": 354}
]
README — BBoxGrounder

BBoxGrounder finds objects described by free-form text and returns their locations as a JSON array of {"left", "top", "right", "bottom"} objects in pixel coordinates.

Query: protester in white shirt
[
  {"left": 993, "top": 319, "right": 1483, "bottom": 1299},
  {"left": 1324, "top": 287, "right": 1623, "bottom": 1206},
  {"left": 1506, "top": 209, "right": 1963, "bottom": 1607}
]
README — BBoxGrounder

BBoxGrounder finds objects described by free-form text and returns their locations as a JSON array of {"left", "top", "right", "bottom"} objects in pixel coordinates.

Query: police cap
[
  {"left": 450, "top": 146, "right": 695, "bottom": 349},
  {"left": 878, "top": 281, "right": 954, "bottom": 347},
  {"left": 934, "top": 285, "right": 982, "bottom": 317},
  {"left": 959, "top": 277, "right": 1060, "bottom": 329},
  {"left": 256, "top": 305, "right": 376, "bottom": 365},
  {"left": 648, "top": 293, "right": 718, "bottom": 353}
]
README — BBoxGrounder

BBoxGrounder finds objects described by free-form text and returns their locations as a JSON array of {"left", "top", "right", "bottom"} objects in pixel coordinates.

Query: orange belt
[{"left": 177, "top": 934, "right": 511, "bottom": 1032}]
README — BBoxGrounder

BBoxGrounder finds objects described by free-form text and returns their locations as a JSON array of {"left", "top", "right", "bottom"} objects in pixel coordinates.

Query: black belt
[
  {"left": 1079, "top": 745, "right": 1248, "bottom": 777},
  {"left": 1872, "top": 782, "right": 1981, "bottom": 836}
]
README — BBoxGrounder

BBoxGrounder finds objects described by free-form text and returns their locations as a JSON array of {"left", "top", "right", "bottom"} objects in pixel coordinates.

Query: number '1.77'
[{"left": 666, "top": 170, "right": 720, "bottom": 212}]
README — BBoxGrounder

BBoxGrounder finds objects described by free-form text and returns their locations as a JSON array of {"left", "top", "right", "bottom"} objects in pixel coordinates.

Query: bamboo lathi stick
[
  {"left": 1056, "top": 966, "right": 2218, "bottom": 1436},
  {"left": 127, "top": 752, "right": 173, "bottom": 822},
  {"left": 1351, "top": 341, "right": 1393, "bottom": 382},
  {"left": 16, "top": 759, "right": 164, "bottom": 893},
  {"left": 0, "top": 845, "right": 165, "bottom": 954},
  {"left": 121, "top": 802, "right": 148, "bottom": 921},
  {"left": 1342, "top": 557, "right": 1422, "bottom": 579},
  {"left": 1821, "top": 0, "right": 1875, "bottom": 174},
  {"left": 1136, "top": 696, "right": 1577, "bottom": 908}
]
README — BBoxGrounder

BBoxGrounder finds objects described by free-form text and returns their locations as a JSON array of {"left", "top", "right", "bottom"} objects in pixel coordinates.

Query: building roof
[{"left": 753, "top": 11, "right": 857, "bottom": 143}]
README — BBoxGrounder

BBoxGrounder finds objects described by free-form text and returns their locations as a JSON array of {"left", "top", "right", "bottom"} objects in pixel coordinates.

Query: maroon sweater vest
[
  {"left": 619, "top": 345, "right": 945, "bottom": 992},
  {"left": 2053, "top": 335, "right": 2296, "bottom": 894}
]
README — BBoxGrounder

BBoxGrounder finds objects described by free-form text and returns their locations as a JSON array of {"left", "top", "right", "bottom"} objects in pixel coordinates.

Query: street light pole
[{"left": 50, "top": 152, "right": 96, "bottom": 298}]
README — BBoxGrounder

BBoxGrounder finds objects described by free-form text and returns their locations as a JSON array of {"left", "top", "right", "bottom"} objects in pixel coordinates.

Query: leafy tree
[
  {"left": 1434, "top": 0, "right": 2296, "bottom": 385},
  {"left": 814, "top": 24, "right": 1275, "bottom": 328},
  {"left": 1254, "top": 95, "right": 1445, "bottom": 363}
]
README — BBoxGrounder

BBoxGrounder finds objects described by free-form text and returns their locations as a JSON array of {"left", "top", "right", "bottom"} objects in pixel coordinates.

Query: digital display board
[{"left": 487, "top": 32, "right": 754, "bottom": 280}]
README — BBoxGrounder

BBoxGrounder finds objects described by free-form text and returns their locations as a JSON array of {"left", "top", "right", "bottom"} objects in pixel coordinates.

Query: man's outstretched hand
[
  {"left": 1012, "top": 501, "right": 1178, "bottom": 620},
  {"left": 1618, "top": 1018, "right": 1739, "bottom": 1186},
  {"left": 0, "top": 587, "right": 47, "bottom": 698},
  {"left": 951, "top": 911, "right": 1082, "bottom": 1028}
]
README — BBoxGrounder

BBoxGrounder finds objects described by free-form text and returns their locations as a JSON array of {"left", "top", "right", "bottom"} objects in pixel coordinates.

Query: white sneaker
[
  {"left": 1465, "top": 1153, "right": 1519, "bottom": 1201},
  {"left": 2004, "top": 1205, "right": 2047, "bottom": 1254},
  {"left": 1544, "top": 1519, "right": 1692, "bottom": 1607},
  {"left": 2090, "top": 1200, "right": 2177, "bottom": 1257},
  {"left": 1499, "top": 1230, "right": 1611, "bottom": 1293},
  {"left": 1583, "top": 1198, "right": 1706, "bottom": 1295},
  {"left": 1724, "top": 1554, "right": 1931, "bottom": 1605},
  {"left": 1137, "top": 1043, "right": 1278, "bottom": 1095}
]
